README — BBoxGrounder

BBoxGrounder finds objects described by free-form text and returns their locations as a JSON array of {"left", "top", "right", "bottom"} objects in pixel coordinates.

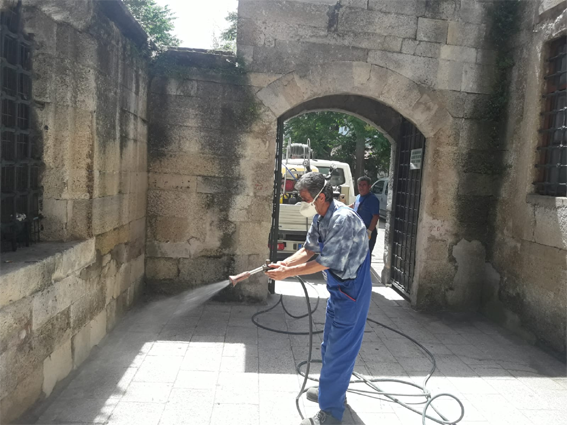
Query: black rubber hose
[{"left": 252, "top": 278, "right": 465, "bottom": 425}]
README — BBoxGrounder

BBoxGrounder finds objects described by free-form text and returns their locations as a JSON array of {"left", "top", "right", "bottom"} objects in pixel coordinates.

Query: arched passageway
[{"left": 269, "top": 95, "right": 427, "bottom": 297}]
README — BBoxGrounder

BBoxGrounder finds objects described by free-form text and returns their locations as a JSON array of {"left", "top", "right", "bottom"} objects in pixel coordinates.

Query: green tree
[
  {"left": 213, "top": 11, "right": 238, "bottom": 52},
  {"left": 123, "top": 0, "right": 180, "bottom": 52},
  {"left": 284, "top": 112, "right": 391, "bottom": 182}
]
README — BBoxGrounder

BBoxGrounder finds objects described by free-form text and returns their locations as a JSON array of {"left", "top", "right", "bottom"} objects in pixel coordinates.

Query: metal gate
[
  {"left": 267, "top": 118, "right": 285, "bottom": 293},
  {"left": 1, "top": 3, "right": 42, "bottom": 253},
  {"left": 390, "top": 118, "right": 425, "bottom": 295}
]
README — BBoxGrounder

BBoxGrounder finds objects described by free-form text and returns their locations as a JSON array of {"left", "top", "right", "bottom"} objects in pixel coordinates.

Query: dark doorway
[{"left": 267, "top": 96, "right": 426, "bottom": 298}]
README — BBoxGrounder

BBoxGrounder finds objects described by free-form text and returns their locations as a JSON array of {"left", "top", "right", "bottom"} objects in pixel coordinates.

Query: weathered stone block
[
  {"left": 95, "top": 225, "right": 129, "bottom": 256},
  {"left": 197, "top": 176, "right": 246, "bottom": 195},
  {"left": 476, "top": 49, "right": 497, "bottom": 65},
  {"left": 146, "top": 241, "right": 193, "bottom": 259},
  {"left": 0, "top": 365, "right": 43, "bottom": 425},
  {"left": 447, "top": 238, "right": 486, "bottom": 310},
  {"left": 237, "top": 18, "right": 265, "bottom": 47},
  {"left": 368, "top": 50, "right": 438, "bottom": 87},
  {"left": 447, "top": 21, "right": 488, "bottom": 48},
  {"left": 534, "top": 205, "right": 567, "bottom": 250},
  {"left": 130, "top": 254, "right": 145, "bottom": 285},
  {"left": 455, "top": 0, "right": 487, "bottom": 24},
  {"left": 458, "top": 172, "right": 500, "bottom": 197},
  {"left": 146, "top": 258, "right": 179, "bottom": 280},
  {"left": 178, "top": 256, "right": 234, "bottom": 288},
  {"left": 147, "top": 190, "right": 205, "bottom": 219},
  {"left": 239, "top": 0, "right": 329, "bottom": 28},
  {"left": 401, "top": 39, "right": 419, "bottom": 54},
  {"left": 251, "top": 40, "right": 368, "bottom": 75},
  {"left": 148, "top": 216, "right": 193, "bottom": 243},
  {"left": 440, "top": 45, "right": 477, "bottom": 63},
  {"left": 341, "top": 8, "right": 418, "bottom": 38},
  {"left": 380, "top": 71, "right": 422, "bottom": 121},
  {"left": 417, "top": 17, "right": 448, "bottom": 43},
  {"left": 436, "top": 59, "right": 463, "bottom": 91},
  {"left": 383, "top": 36, "right": 403, "bottom": 52},
  {"left": 228, "top": 195, "right": 273, "bottom": 223},
  {"left": 70, "top": 281, "right": 105, "bottom": 333},
  {"left": 149, "top": 153, "right": 237, "bottom": 178},
  {"left": 369, "top": 0, "right": 425, "bottom": 16},
  {"left": 71, "top": 324, "right": 90, "bottom": 369},
  {"left": 461, "top": 63, "right": 493, "bottom": 94},
  {"left": 90, "top": 310, "right": 107, "bottom": 349},
  {"left": 148, "top": 173, "right": 196, "bottom": 192},
  {"left": 235, "top": 221, "right": 272, "bottom": 256},
  {"left": 42, "top": 339, "right": 72, "bottom": 397},
  {"left": 423, "top": 238, "right": 449, "bottom": 262},
  {"left": 435, "top": 91, "right": 467, "bottom": 118},
  {"left": 68, "top": 199, "right": 93, "bottom": 239},
  {"left": 91, "top": 194, "right": 128, "bottom": 236},
  {"left": 0, "top": 297, "right": 32, "bottom": 354},
  {"left": 539, "top": 0, "right": 565, "bottom": 15},
  {"left": 32, "top": 275, "right": 86, "bottom": 331},
  {"left": 423, "top": 0, "right": 456, "bottom": 20},
  {"left": 53, "top": 239, "right": 96, "bottom": 282},
  {"left": 401, "top": 39, "right": 441, "bottom": 58},
  {"left": 42, "top": 197, "right": 70, "bottom": 242},
  {"left": 33, "top": 307, "right": 72, "bottom": 363}
]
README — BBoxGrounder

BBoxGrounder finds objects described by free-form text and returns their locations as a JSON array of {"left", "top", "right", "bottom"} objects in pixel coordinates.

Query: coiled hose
[{"left": 251, "top": 276, "right": 465, "bottom": 425}]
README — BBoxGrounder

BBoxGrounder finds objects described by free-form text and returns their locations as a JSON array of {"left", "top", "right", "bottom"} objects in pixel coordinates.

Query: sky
[{"left": 154, "top": 0, "right": 238, "bottom": 49}]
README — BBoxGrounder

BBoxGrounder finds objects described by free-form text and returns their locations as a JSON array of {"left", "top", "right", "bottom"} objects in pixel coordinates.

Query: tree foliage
[
  {"left": 123, "top": 0, "right": 180, "bottom": 52},
  {"left": 213, "top": 11, "right": 238, "bottom": 52},
  {"left": 284, "top": 112, "right": 391, "bottom": 179}
]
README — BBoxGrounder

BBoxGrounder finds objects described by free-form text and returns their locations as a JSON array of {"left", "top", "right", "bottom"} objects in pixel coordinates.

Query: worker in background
[
  {"left": 349, "top": 176, "right": 380, "bottom": 255},
  {"left": 266, "top": 172, "right": 372, "bottom": 425}
]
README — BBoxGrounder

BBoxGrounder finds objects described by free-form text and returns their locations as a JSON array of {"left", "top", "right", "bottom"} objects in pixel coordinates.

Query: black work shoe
[
  {"left": 305, "top": 387, "right": 347, "bottom": 405},
  {"left": 300, "top": 410, "right": 342, "bottom": 425}
]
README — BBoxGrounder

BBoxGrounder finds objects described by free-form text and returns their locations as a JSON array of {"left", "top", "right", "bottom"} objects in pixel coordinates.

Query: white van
[
  {"left": 371, "top": 177, "right": 389, "bottom": 218},
  {"left": 277, "top": 157, "right": 356, "bottom": 257}
]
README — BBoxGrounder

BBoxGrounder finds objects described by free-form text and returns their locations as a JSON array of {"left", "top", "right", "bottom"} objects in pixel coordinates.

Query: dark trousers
[{"left": 369, "top": 228, "right": 377, "bottom": 254}]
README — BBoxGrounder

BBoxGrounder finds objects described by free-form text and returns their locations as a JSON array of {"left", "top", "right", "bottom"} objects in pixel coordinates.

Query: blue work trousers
[{"left": 318, "top": 253, "right": 372, "bottom": 420}]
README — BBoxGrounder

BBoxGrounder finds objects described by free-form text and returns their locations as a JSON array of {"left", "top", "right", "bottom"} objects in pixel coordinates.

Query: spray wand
[{"left": 229, "top": 260, "right": 272, "bottom": 286}]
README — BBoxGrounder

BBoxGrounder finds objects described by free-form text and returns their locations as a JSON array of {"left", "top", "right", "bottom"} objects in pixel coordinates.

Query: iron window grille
[
  {"left": 535, "top": 35, "right": 566, "bottom": 197},
  {"left": 0, "top": 3, "right": 42, "bottom": 252}
]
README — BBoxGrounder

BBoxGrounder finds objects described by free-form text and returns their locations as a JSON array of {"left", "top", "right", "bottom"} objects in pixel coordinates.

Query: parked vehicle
[
  {"left": 371, "top": 177, "right": 389, "bottom": 218},
  {"left": 276, "top": 142, "right": 356, "bottom": 257}
]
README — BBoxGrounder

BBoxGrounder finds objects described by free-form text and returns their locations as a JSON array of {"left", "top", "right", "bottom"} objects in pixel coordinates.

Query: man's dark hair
[
  {"left": 357, "top": 176, "right": 371, "bottom": 185},
  {"left": 295, "top": 172, "right": 333, "bottom": 203}
]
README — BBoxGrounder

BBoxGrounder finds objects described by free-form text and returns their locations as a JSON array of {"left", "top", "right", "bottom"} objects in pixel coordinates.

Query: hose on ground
[{"left": 252, "top": 277, "right": 465, "bottom": 425}]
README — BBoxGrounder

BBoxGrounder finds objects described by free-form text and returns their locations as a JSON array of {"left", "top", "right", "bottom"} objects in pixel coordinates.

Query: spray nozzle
[{"left": 229, "top": 260, "right": 271, "bottom": 286}]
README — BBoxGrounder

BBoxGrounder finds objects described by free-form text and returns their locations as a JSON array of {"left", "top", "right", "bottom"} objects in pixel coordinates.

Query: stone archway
[
  {"left": 255, "top": 62, "right": 456, "bottom": 306},
  {"left": 256, "top": 62, "right": 453, "bottom": 139}
]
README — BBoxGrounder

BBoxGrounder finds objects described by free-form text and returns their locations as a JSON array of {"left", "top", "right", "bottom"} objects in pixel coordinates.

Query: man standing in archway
[
  {"left": 350, "top": 176, "right": 380, "bottom": 254},
  {"left": 266, "top": 172, "right": 372, "bottom": 425}
]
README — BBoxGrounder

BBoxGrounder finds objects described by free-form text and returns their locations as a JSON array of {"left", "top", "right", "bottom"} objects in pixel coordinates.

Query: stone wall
[
  {"left": 237, "top": 0, "right": 502, "bottom": 310},
  {"left": 0, "top": 1, "right": 149, "bottom": 422},
  {"left": 483, "top": 1, "right": 566, "bottom": 355},
  {"left": 146, "top": 50, "right": 275, "bottom": 301}
]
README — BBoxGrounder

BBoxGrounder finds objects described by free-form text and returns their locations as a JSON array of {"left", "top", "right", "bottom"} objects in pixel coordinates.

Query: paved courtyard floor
[{"left": 21, "top": 230, "right": 567, "bottom": 425}]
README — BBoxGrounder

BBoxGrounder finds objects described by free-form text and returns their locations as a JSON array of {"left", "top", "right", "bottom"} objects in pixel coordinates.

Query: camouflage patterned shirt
[{"left": 304, "top": 200, "right": 369, "bottom": 280}]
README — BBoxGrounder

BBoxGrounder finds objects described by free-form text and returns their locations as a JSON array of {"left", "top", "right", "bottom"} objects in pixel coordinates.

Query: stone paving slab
[{"left": 21, "top": 252, "right": 566, "bottom": 425}]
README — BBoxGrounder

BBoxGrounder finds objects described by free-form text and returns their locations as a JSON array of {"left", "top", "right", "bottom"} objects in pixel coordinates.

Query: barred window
[
  {"left": 0, "top": 5, "right": 41, "bottom": 252},
  {"left": 536, "top": 36, "right": 566, "bottom": 197}
]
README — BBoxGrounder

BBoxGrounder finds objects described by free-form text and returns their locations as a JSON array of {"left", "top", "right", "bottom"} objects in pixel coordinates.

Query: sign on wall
[{"left": 410, "top": 148, "right": 423, "bottom": 170}]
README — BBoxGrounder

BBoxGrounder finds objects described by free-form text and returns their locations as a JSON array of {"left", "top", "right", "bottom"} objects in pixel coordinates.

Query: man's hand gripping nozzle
[{"left": 229, "top": 260, "right": 271, "bottom": 286}]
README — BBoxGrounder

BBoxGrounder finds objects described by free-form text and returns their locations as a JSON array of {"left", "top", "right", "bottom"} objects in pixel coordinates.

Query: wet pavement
[{"left": 21, "top": 226, "right": 567, "bottom": 425}]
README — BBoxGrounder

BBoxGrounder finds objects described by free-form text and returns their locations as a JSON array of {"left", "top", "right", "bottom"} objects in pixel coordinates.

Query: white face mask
[{"left": 298, "top": 183, "right": 326, "bottom": 218}]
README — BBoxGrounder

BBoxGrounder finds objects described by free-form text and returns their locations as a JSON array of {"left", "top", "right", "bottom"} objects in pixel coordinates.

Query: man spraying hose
[{"left": 266, "top": 172, "right": 372, "bottom": 425}]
